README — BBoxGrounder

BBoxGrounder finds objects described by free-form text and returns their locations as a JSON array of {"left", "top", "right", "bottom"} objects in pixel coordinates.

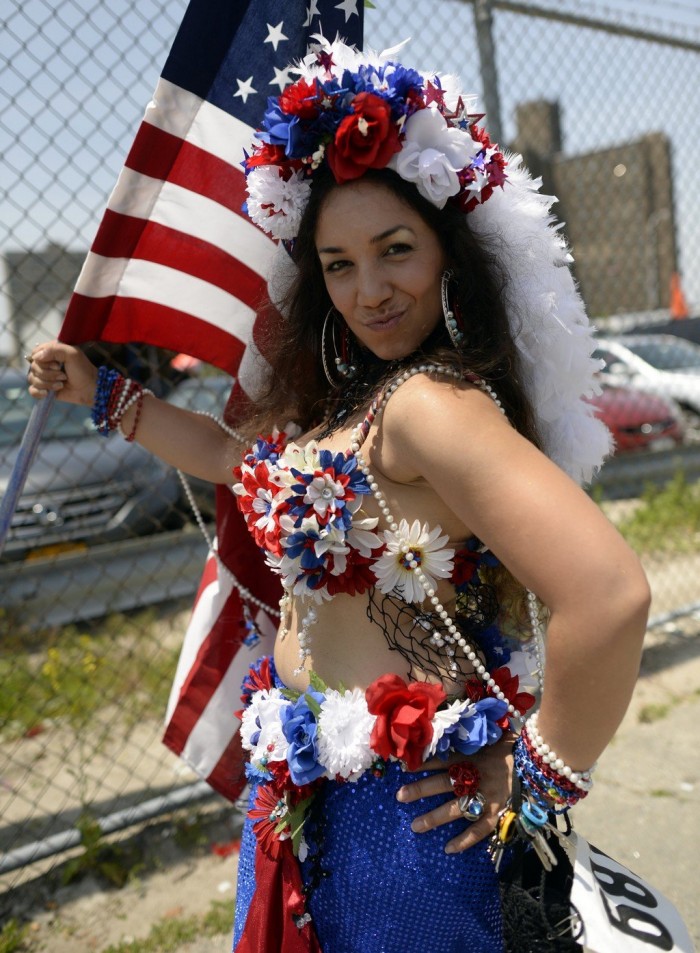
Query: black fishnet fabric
[{"left": 365, "top": 579, "right": 499, "bottom": 682}]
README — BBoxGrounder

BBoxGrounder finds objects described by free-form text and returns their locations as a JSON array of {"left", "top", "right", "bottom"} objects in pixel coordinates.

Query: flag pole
[{"left": 0, "top": 393, "right": 55, "bottom": 556}]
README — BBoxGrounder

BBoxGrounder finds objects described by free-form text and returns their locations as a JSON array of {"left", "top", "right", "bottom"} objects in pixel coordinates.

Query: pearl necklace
[
  {"left": 347, "top": 362, "right": 543, "bottom": 723},
  {"left": 178, "top": 411, "right": 281, "bottom": 619}
]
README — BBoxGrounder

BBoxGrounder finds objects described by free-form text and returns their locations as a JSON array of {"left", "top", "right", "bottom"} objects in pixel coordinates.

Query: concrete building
[{"left": 513, "top": 101, "right": 677, "bottom": 318}]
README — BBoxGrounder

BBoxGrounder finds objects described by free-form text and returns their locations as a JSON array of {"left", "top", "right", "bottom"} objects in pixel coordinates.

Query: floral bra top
[
  {"left": 231, "top": 376, "right": 493, "bottom": 607},
  {"left": 232, "top": 372, "right": 543, "bottom": 697},
  {"left": 232, "top": 426, "right": 478, "bottom": 603}
]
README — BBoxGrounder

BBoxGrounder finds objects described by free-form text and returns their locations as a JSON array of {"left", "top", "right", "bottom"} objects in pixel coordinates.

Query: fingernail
[
  {"left": 396, "top": 787, "right": 406, "bottom": 802},
  {"left": 411, "top": 819, "right": 426, "bottom": 833},
  {"left": 34, "top": 350, "right": 44, "bottom": 361},
  {"left": 444, "top": 844, "right": 457, "bottom": 854},
  {"left": 53, "top": 382, "right": 63, "bottom": 389}
]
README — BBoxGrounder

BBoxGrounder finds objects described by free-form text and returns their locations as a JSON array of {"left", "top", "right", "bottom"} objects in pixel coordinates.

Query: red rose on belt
[
  {"left": 366, "top": 674, "right": 446, "bottom": 771},
  {"left": 326, "top": 92, "right": 402, "bottom": 184}
]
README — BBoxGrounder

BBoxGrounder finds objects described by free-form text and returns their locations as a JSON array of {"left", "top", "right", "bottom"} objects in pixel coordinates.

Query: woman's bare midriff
[
  {"left": 271, "top": 413, "right": 475, "bottom": 694},
  {"left": 274, "top": 574, "right": 469, "bottom": 693}
]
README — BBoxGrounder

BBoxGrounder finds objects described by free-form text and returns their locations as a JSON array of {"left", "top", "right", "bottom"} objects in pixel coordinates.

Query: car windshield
[
  {"left": 0, "top": 382, "right": 95, "bottom": 448},
  {"left": 625, "top": 339, "right": 700, "bottom": 371}
]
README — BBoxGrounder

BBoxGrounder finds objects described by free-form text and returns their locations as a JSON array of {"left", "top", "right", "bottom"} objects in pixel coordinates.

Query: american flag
[{"left": 60, "top": 0, "right": 363, "bottom": 801}]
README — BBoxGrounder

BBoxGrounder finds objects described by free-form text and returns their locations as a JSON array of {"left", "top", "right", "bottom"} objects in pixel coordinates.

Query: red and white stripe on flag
[
  {"left": 163, "top": 547, "right": 277, "bottom": 799},
  {"left": 61, "top": 79, "right": 275, "bottom": 375}
]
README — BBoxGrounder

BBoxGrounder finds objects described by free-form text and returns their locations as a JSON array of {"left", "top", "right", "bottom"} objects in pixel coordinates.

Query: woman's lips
[{"left": 365, "top": 311, "right": 404, "bottom": 331}]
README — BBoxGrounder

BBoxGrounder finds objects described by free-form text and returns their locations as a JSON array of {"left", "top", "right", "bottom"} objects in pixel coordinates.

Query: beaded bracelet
[
  {"left": 92, "top": 366, "right": 122, "bottom": 436},
  {"left": 523, "top": 712, "right": 596, "bottom": 789},
  {"left": 91, "top": 366, "right": 153, "bottom": 442},
  {"left": 513, "top": 715, "right": 595, "bottom": 812}
]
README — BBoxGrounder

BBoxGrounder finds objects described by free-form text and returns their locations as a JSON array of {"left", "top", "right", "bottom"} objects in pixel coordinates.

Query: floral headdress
[
  {"left": 244, "top": 37, "right": 507, "bottom": 241},
  {"left": 242, "top": 38, "right": 612, "bottom": 485}
]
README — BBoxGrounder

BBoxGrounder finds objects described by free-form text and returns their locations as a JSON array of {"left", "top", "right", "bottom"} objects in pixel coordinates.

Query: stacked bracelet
[
  {"left": 91, "top": 365, "right": 153, "bottom": 442},
  {"left": 513, "top": 713, "right": 595, "bottom": 813}
]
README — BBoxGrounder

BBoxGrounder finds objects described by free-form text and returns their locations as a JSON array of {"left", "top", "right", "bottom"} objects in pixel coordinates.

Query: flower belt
[{"left": 238, "top": 656, "right": 535, "bottom": 860}]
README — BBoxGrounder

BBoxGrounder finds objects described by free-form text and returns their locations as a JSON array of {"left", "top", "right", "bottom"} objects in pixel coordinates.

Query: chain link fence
[{"left": 2, "top": 0, "right": 700, "bottom": 900}]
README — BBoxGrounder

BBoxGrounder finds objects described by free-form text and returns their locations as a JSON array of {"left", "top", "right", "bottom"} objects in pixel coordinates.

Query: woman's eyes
[
  {"left": 323, "top": 244, "right": 413, "bottom": 273},
  {"left": 324, "top": 259, "right": 351, "bottom": 274}
]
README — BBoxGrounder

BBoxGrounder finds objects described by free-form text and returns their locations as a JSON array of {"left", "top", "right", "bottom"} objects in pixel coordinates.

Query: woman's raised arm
[{"left": 26, "top": 341, "right": 242, "bottom": 485}]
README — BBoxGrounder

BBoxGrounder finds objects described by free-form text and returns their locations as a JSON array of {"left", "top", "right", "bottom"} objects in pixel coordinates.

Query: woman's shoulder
[{"left": 379, "top": 366, "right": 506, "bottom": 437}]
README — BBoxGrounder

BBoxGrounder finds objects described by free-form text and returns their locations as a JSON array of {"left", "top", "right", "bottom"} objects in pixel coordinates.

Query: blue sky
[{"left": 2, "top": 0, "right": 699, "bottom": 310}]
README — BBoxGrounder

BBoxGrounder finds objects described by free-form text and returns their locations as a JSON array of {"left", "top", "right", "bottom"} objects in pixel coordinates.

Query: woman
[{"left": 28, "top": 39, "right": 650, "bottom": 952}]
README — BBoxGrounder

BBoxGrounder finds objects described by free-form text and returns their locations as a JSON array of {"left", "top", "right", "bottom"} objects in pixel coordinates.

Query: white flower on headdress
[
  {"left": 316, "top": 688, "right": 377, "bottom": 779},
  {"left": 240, "top": 688, "right": 288, "bottom": 764},
  {"left": 388, "top": 107, "right": 479, "bottom": 208},
  {"left": 373, "top": 518, "right": 454, "bottom": 603},
  {"left": 246, "top": 165, "right": 312, "bottom": 241}
]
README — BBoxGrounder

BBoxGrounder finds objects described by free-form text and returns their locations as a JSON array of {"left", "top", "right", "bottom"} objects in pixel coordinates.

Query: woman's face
[{"left": 315, "top": 181, "right": 446, "bottom": 362}]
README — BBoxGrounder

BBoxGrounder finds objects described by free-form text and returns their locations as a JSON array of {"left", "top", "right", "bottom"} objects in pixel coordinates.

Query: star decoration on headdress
[
  {"left": 424, "top": 79, "right": 447, "bottom": 110},
  {"left": 316, "top": 50, "right": 336, "bottom": 77},
  {"left": 445, "top": 97, "right": 483, "bottom": 131},
  {"left": 264, "top": 22, "right": 288, "bottom": 52}
]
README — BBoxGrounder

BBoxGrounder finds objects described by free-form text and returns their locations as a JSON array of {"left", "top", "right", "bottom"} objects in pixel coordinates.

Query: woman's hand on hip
[{"left": 396, "top": 735, "right": 514, "bottom": 854}]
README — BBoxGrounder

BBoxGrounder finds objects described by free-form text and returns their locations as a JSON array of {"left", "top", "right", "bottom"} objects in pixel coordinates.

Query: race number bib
[{"left": 568, "top": 833, "right": 693, "bottom": 953}]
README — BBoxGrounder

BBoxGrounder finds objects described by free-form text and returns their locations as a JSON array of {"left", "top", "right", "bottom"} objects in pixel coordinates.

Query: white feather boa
[{"left": 469, "top": 155, "right": 612, "bottom": 484}]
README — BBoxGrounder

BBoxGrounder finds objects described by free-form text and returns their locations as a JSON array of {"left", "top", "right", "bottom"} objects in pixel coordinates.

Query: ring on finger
[
  {"left": 448, "top": 761, "right": 480, "bottom": 799},
  {"left": 458, "top": 792, "right": 486, "bottom": 821}
]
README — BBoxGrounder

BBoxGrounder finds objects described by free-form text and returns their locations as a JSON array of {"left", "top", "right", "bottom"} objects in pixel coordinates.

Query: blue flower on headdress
[
  {"left": 281, "top": 692, "right": 325, "bottom": 785},
  {"left": 258, "top": 101, "right": 319, "bottom": 159},
  {"left": 385, "top": 63, "right": 424, "bottom": 95}
]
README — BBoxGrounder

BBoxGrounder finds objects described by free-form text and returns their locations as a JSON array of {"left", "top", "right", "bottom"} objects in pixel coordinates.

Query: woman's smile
[{"left": 315, "top": 180, "right": 446, "bottom": 361}]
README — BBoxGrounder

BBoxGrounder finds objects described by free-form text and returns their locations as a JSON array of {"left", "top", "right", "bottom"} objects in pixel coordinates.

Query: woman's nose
[{"left": 356, "top": 265, "right": 392, "bottom": 308}]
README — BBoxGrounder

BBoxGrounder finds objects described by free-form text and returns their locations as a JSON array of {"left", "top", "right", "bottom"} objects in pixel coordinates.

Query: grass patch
[
  {"left": 0, "top": 920, "right": 30, "bottom": 953},
  {"left": 638, "top": 703, "right": 671, "bottom": 724},
  {"left": 0, "top": 611, "right": 180, "bottom": 740},
  {"left": 615, "top": 471, "right": 700, "bottom": 554},
  {"left": 102, "top": 899, "right": 232, "bottom": 953}
]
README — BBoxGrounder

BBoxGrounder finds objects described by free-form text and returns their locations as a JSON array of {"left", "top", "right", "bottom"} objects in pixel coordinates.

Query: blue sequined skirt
[{"left": 233, "top": 759, "right": 504, "bottom": 952}]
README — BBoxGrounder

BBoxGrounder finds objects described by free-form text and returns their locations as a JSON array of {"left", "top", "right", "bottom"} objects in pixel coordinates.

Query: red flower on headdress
[
  {"left": 245, "top": 142, "right": 289, "bottom": 170},
  {"left": 279, "top": 78, "right": 322, "bottom": 119},
  {"left": 366, "top": 674, "right": 446, "bottom": 771},
  {"left": 326, "top": 92, "right": 402, "bottom": 184}
]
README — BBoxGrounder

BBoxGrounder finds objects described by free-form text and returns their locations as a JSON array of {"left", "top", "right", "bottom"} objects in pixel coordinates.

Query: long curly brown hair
[{"left": 239, "top": 167, "right": 544, "bottom": 634}]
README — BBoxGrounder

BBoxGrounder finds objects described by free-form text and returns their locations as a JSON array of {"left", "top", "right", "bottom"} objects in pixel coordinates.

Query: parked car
[
  {"left": 594, "top": 335, "right": 700, "bottom": 420},
  {"left": 0, "top": 368, "right": 183, "bottom": 563},
  {"left": 585, "top": 383, "right": 685, "bottom": 454},
  {"left": 166, "top": 375, "right": 234, "bottom": 521}
]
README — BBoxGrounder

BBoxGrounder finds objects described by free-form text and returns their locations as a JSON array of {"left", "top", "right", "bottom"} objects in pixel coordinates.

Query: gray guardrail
[
  {"left": 590, "top": 442, "right": 700, "bottom": 500},
  {"left": 2, "top": 444, "right": 700, "bottom": 629},
  {"left": 0, "top": 528, "right": 209, "bottom": 629}
]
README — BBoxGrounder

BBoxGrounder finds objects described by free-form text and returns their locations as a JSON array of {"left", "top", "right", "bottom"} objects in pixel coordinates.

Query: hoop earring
[
  {"left": 321, "top": 308, "right": 358, "bottom": 387},
  {"left": 441, "top": 269, "right": 465, "bottom": 349}
]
